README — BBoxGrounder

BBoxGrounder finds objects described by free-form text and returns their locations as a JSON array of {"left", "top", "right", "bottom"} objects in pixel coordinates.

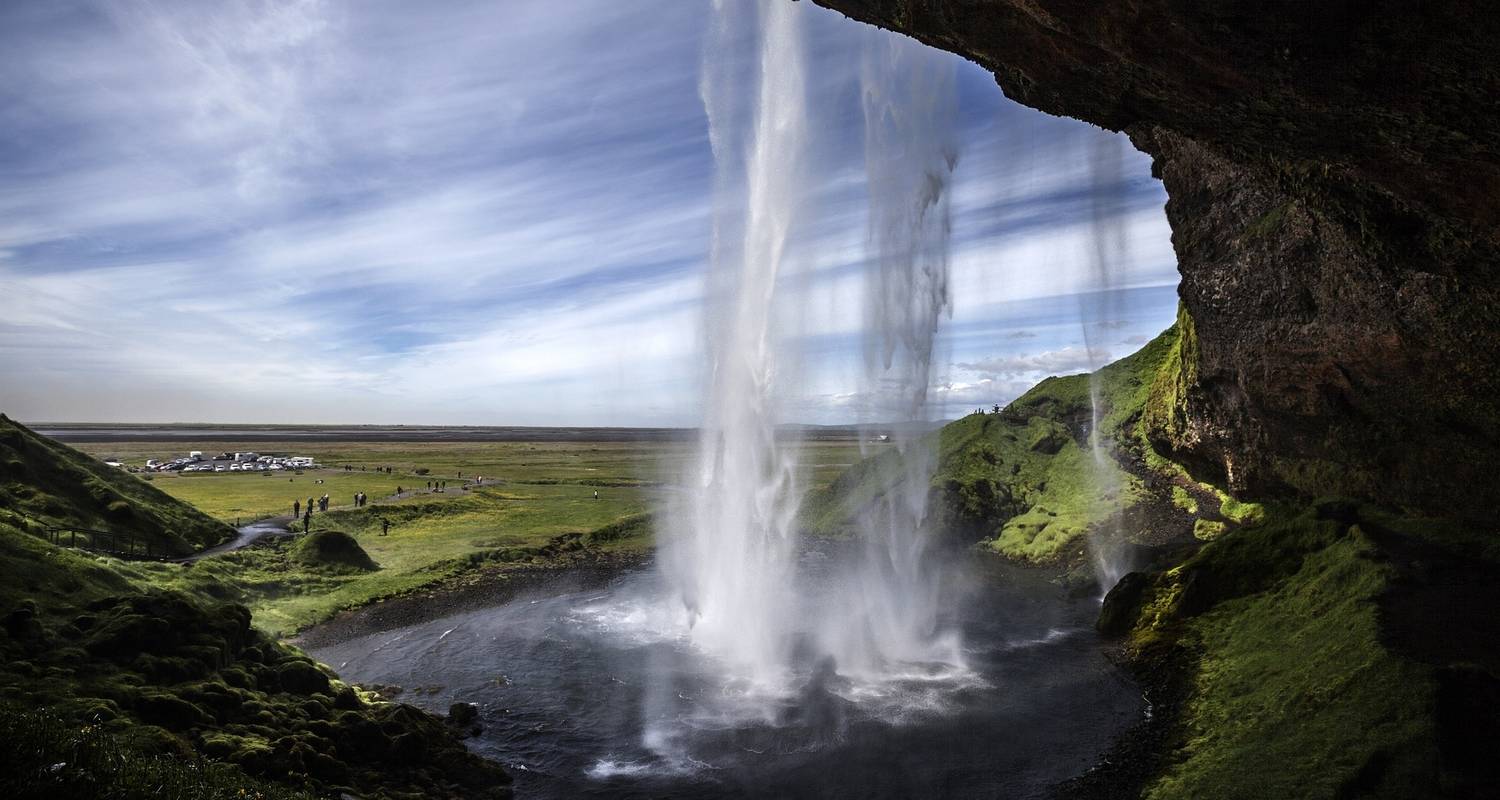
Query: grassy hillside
[
  {"left": 1091, "top": 500, "right": 1500, "bottom": 799},
  {"left": 0, "top": 416, "right": 231, "bottom": 555},
  {"left": 803, "top": 321, "right": 1200, "bottom": 563},
  {"left": 0, "top": 425, "right": 513, "bottom": 799}
]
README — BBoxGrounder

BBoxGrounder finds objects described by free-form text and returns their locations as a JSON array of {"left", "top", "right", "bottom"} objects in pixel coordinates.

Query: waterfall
[
  {"left": 657, "top": 0, "right": 809, "bottom": 694},
  {"left": 1081, "top": 133, "right": 1134, "bottom": 594},
  {"left": 815, "top": 30, "right": 964, "bottom": 676},
  {"left": 658, "top": 2, "right": 969, "bottom": 731}
]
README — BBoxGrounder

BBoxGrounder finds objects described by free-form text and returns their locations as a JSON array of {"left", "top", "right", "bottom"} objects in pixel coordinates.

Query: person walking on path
[
  {"left": 381, "top": 518, "right": 390, "bottom": 536},
  {"left": 593, "top": 490, "right": 599, "bottom": 500},
  {"left": 303, "top": 509, "right": 312, "bottom": 533},
  {"left": 294, "top": 500, "right": 300, "bottom": 517}
]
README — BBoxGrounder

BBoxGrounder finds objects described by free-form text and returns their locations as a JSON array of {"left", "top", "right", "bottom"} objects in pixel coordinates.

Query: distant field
[
  {"left": 74, "top": 436, "right": 874, "bottom": 635},
  {"left": 74, "top": 439, "right": 870, "bottom": 522}
]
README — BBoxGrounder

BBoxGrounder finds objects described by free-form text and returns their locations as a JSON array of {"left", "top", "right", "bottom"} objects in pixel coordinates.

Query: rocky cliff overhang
[{"left": 815, "top": 0, "right": 1500, "bottom": 517}]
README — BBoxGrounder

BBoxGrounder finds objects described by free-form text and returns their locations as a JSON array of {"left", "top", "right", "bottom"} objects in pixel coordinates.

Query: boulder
[{"left": 1097, "top": 572, "right": 1151, "bottom": 637}]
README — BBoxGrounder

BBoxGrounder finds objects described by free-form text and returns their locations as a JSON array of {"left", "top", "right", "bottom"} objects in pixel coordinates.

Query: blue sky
[{"left": 0, "top": 0, "right": 1178, "bottom": 426}]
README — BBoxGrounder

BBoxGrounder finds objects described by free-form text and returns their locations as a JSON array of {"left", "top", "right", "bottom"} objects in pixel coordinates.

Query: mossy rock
[
  {"left": 290, "top": 531, "right": 378, "bottom": 572},
  {"left": 134, "top": 692, "right": 212, "bottom": 730},
  {"left": 276, "top": 660, "right": 331, "bottom": 695},
  {"left": 1194, "top": 519, "right": 1229, "bottom": 540}
]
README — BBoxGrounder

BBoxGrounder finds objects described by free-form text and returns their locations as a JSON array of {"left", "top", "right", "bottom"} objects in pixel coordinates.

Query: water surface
[{"left": 310, "top": 559, "right": 1141, "bottom": 799}]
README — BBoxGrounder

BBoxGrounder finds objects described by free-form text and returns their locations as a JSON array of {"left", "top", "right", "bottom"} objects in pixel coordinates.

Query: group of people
[
  {"left": 342, "top": 465, "right": 397, "bottom": 474},
  {"left": 292, "top": 493, "right": 333, "bottom": 532},
  {"left": 353, "top": 491, "right": 369, "bottom": 507}
]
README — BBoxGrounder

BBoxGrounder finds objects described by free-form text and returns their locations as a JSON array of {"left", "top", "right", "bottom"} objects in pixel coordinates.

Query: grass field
[
  {"left": 76, "top": 437, "right": 868, "bottom": 635},
  {"left": 78, "top": 440, "right": 867, "bottom": 522}
]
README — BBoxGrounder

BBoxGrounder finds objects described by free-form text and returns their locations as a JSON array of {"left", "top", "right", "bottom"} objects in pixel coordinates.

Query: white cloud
[{"left": 0, "top": 0, "right": 1177, "bottom": 426}]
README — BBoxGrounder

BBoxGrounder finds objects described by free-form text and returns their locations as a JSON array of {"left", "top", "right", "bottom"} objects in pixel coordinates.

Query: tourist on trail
[
  {"left": 294, "top": 500, "right": 301, "bottom": 517},
  {"left": 593, "top": 490, "right": 599, "bottom": 500},
  {"left": 308, "top": 497, "right": 315, "bottom": 514},
  {"left": 303, "top": 509, "right": 312, "bottom": 533},
  {"left": 381, "top": 518, "right": 390, "bottom": 536}
]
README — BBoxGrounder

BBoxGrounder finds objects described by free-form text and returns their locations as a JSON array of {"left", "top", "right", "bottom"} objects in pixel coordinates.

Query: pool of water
[{"left": 309, "top": 557, "right": 1141, "bottom": 799}]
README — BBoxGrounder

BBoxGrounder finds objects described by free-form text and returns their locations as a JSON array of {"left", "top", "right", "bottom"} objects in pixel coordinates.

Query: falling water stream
[{"left": 1081, "top": 134, "right": 1136, "bottom": 594}]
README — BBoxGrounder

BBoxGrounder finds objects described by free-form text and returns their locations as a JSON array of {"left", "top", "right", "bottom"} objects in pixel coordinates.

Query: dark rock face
[
  {"left": 1096, "top": 571, "right": 1149, "bottom": 638},
  {"left": 813, "top": 0, "right": 1500, "bottom": 517}
]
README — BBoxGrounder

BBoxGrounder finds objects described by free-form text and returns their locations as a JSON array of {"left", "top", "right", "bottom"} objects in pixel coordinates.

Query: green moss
[
  {"left": 1142, "top": 518, "right": 1436, "bottom": 799},
  {"left": 1171, "top": 485, "right": 1199, "bottom": 515},
  {"left": 0, "top": 706, "right": 316, "bottom": 800},
  {"left": 1142, "top": 304, "right": 1199, "bottom": 451},
  {"left": 1243, "top": 200, "right": 1293, "bottom": 240},
  {"left": 1192, "top": 519, "right": 1228, "bottom": 541},
  {"left": 1218, "top": 494, "right": 1266, "bottom": 524}
]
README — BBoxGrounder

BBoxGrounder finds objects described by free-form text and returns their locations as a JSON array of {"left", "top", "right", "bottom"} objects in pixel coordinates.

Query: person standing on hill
[
  {"left": 303, "top": 509, "right": 312, "bottom": 533},
  {"left": 381, "top": 518, "right": 390, "bottom": 536},
  {"left": 294, "top": 500, "right": 300, "bottom": 517}
]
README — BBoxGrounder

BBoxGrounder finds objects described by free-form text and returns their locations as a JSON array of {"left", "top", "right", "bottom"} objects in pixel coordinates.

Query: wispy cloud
[{"left": 0, "top": 0, "right": 1176, "bottom": 425}]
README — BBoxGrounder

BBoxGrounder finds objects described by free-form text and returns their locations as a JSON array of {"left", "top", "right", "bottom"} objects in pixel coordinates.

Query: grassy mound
[
  {"left": 0, "top": 416, "right": 231, "bottom": 556},
  {"left": 290, "top": 530, "right": 378, "bottom": 572}
]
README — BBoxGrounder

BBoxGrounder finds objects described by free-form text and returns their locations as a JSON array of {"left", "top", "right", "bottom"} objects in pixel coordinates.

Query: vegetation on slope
[
  {"left": 0, "top": 416, "right": 231, "bottom": 555},
  {"left": 0, "top": 429, "right": 513, "bottom": 799},
  {"left": 804, "top": 321, "right": 1203, "bottom": 563},
  {"left": 0, "top": 705, "right": 317, "bottom": 800},
  {"left": 1092, "top": 499, "right": 1500, "bottom": 799}
]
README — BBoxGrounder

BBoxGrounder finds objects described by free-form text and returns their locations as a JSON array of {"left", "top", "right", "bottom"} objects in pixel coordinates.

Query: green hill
[
  {"left": 0, "top": 415, "right": 231, "bottom": 556},
  {"left": 803, "top": 320, "right": 1204, "bottom": 563},
  {"left": 0, "top": 422, "right": 512, "bottom": 799}
]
